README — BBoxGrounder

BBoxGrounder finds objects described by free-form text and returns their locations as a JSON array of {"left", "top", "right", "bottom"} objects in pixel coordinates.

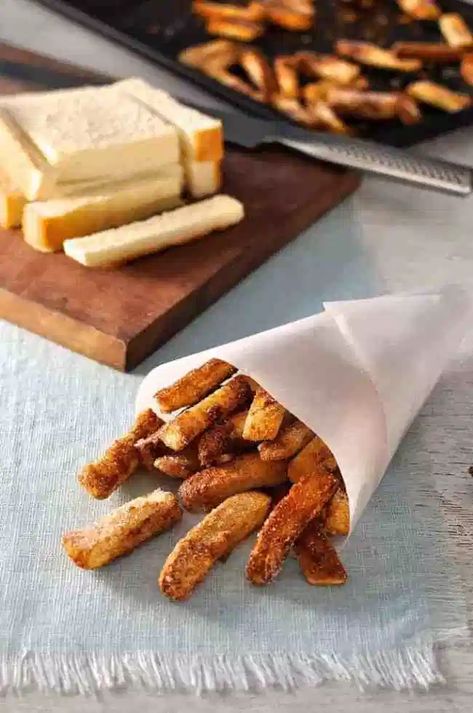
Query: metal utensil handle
[{"left": 281, "top": 132, "right": 472, "bottom": 196}]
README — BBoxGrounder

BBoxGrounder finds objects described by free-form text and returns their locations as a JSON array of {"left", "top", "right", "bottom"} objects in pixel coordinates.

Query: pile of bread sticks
[
  {"left": 193, "top": 0, "right": 316, "bottom": 41},
  {"left": 179, "top": 1, "right": 473, "bottom": 135},
  {"left": 63, "top": 359, "right": 349, "bottom": 601}
]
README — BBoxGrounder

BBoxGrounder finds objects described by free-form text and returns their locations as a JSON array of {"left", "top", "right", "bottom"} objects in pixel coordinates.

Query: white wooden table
[{"left": 1, "top": 1, "right": 472, "bottom": 710}]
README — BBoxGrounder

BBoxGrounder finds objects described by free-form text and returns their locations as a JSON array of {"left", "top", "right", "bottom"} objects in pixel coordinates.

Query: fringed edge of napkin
[{"left": 0, "top": 642, "right": 445, "bottom": 695}]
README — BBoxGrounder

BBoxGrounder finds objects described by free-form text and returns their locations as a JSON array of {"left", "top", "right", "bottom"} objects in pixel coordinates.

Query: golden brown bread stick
[
  {"left": 439, "top": 13, "right": 473, "bottom": 48},
  {"left": 274, "top": 56, "right": 300, "bottom": 98},
  {"left": 158, "top": 375, "right": 252, "bottom": 451},
  {"left": 259, "top": 420, "right": 314, "bottom": 461},
  {"left": 155, "top": 358, "right": 236, "bottom": 413},
  {"left": 179, "top": 452, "right": 288, "bottom": 512},
  {"left": 178, "top": 39, "right": 240, "bottom": 74},
  {"left": 242, "top": 388, "right": 286, "bottom": 441},
  {"left": 63, "top": 489, "right": 181, "bottom": 569},
  {"left": 392, "top": 41, "right": 466, "bottom": 63},
  {"left": 296, "top": 52, "right": 360, "bottom": 85},
  {"left": 206, "top": 17, "right": 265, "bottom": 42},
  {"left": 324, "top": 488, "right": 350, "bottom": 535},
  {"left": 294, "top": 521, "right": 347, "bottom": 585},
  {"left": 193, "top": 1, "right": 266, "bottom": 22},
  {"left": 407, "top": 80, "right": 471, "bottom": 112},
  {"left": 246, "top": 469, "right": 339, "bottom": 584},
  {"left": 326, "top": 87, "right": 398, "bottom": 119},
  {"left": 302, "top": 76, "right": 371, "bottom": 103},
  {"left": 262, "top": 2, "right": 314, "bottom": 31},
  {"left": 327, "top": 87, "right": 416, "bottom": 122},
  {"left": 336, "top": 40, "right": 422, "bottom": 72},
  {"left": 79, "top": 409, "right": 161, "bottom": 499},
  {"left": 159, "top": 491, "right": 271, "bottom": 600},
  {"left": 396, "top": 0, "right": 440, "bottom": 21},
  {"left": 288, "top": 436, "right": 337, "bottom": 483}
]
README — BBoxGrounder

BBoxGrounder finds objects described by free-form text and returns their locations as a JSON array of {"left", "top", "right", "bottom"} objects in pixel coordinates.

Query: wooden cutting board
[{"left": 0, "top": 43, "right": 360, "bottom": 371}]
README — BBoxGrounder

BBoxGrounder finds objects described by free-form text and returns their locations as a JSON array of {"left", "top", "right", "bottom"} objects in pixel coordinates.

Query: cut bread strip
[
  {"left": 64, "top": 194, "right": 244, "bottom": 267},
  {"left": 0, "top": 169, "right": 26, "bottom": 229},
  {"left": 0, "top": 108, "right": 56, "bottom": 200},
  {"left": 186, "top": 159, "right": 222, "bottom": 198},
  {"left": 62, "top": 488, "right": 182, "bottom": 569},
  {"left": 118, "top": 78, "right": 224, "bottom": 162},
  {"left": 23, "top": 173, "right": 183, "bottom": 253},
  {"left": 55, "top": 164, "right": 183, "bottom": 197}
]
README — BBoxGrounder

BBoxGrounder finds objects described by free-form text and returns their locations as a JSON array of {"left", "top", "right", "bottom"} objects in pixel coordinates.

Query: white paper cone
[{"left": 136, "top": 286, "right": 471, "bottom": 532}]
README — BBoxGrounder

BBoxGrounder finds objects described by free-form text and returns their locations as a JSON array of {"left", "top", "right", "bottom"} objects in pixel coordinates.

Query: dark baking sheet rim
[{"left": 32, "top": 0, "right": 473, "bottom": 147}]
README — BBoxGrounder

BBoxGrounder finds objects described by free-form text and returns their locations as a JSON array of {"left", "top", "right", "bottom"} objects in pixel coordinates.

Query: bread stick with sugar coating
[
  {"left": 63, "top": 489, "right": 181, "bottom": 569},
  {"left": 159, "top": 491, "right": 270, "bottom": 600},
  {"left": 295, "top": 521, "right": 347, "bottom": 585},
  {"left": 159, "top": 375, "right": 252, "bottom": 451},
  {"left": 179, "top": 452, "right": 287, "bottom": 512},
  {"left": 155, "top": 358, "right": 236, "bottom": 412},
  {"left": 246, "top": 470, "right": 338, "bottom": 584},
  {"left": 79, "top": 409, "right": 161, "bottom": 499},
  {"left": 242, "top": 388, "right": 286, "bottom": 441}
]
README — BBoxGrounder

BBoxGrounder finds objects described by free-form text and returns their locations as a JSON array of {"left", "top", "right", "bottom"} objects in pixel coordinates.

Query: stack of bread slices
[{"left": 0, "top": 78, "right": 244, "bottom": 267}]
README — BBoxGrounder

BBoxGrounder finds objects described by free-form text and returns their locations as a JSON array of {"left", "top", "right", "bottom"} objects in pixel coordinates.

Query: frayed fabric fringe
[{"left": 0, "top": 644, "right": 445, "bottom": 695}]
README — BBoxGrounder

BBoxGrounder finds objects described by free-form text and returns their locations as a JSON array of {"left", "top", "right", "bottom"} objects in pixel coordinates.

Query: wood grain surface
[{"left": 0, "top": 44, "right": 359, "bottom": 370}]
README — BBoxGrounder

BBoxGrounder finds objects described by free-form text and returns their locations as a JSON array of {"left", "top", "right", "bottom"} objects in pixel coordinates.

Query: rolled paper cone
[{"left": 136, "top": 287, "right": 471, "bottom": 533}]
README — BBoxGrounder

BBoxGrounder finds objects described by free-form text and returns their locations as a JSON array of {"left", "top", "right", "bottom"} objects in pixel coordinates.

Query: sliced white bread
[
  {"left": 23, "top": 172, "right": 183, "bottom": 253},
  {"left": 0, "top": 83, "right": 180, "bottom": 198},
  {"left": 0, "top": 108, "right": 56, "bottom": 200},
  {"left": 118, "top": 78, "right": 224, "bottom": 162},
  {"left": 185, "top": 159, "right": 222, "bottom": 198},
  {"left": 0, "top": 169, "right": 26, "bottom": 229},
  {"left": 54, "top": 164, "right": 183, "bottom": 198},
  {"left": 64, "top": 194, "right": 244, "bottom": 268}
]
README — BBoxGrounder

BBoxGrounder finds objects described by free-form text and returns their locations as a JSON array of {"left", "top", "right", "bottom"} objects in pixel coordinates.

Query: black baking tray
[{"left": 33, "top": 0, "right": 473, "bottom": 146}]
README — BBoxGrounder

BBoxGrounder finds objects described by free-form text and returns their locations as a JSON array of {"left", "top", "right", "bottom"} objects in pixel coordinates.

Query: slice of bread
[
  {"left": 64, "top": 194, "right": 244, "bottom": 267},
  {"left": 118, "top": 78, "right": 224, "bottom": 162},
  {"left": 0, "top": 83, "right": 180, "bottom": 198},
  {"left": 53, "top": 164, "right": 183, "bottom": 198},
  {"left": 23, "top": 171, "right": 183, "bottom": 253},
  {"left": 185, "top": 160, "right": 222, "bottom": 198},
  {"left": 0, "top": 108, "right": 57, "bottom": 200},
  {"left": 0, "top": 169, "right": 26, "bottom": 229}
]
